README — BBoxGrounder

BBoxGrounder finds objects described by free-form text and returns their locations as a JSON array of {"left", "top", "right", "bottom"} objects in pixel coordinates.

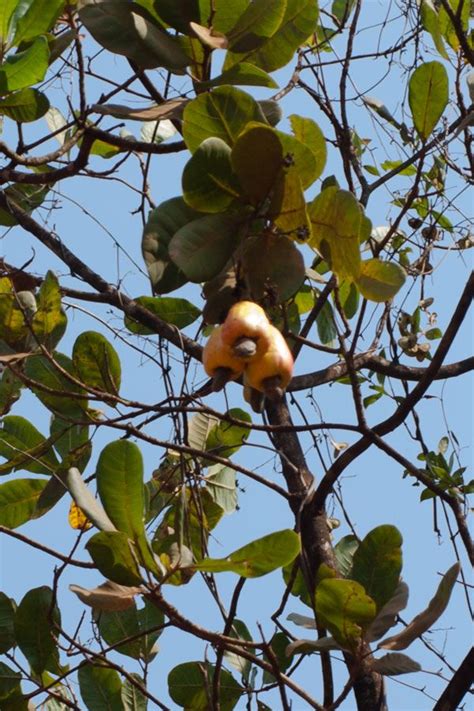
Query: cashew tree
[{"left": 0, "top": 0, "right": 472, "bottom": 709}]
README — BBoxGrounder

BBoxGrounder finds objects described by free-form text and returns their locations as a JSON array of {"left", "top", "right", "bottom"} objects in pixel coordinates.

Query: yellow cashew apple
[
  {"left": 220, "top": 301, "right": 271, "bottom": 358},
  {"left": 203, "top": 325, "right": 245, "bottom": 391},
  {"left": 244, "top": 325, "right": 294, "bottom": 400}
]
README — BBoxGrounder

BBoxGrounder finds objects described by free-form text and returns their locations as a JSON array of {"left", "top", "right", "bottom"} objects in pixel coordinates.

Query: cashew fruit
[
  {"left": 220, "top": 301, "right": 271, "bottom": 355},
  {"left": 202, "top": 325, "right": 245, "bottom": 390},
  {"left": 244, "top": 325, "right": 294, "bottom": 400}
]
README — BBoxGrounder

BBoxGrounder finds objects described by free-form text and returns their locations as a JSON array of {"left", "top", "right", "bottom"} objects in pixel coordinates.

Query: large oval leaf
[
  {"left": 0, "top": 415, "right": 59, "bottom": 475},
  {"left": 124, "top": 296, "right": 200, "bottom": 334},
  {"left": 0, "top": 478, "right": 48, "bottom": 529},
  {"left": 169, "top": 213, "right": 244, "bottom": 282},
  {"left": 14, "top": 586, "right": 61, "bottom": 675},
  {"left": 79, "top": 0, "right": 190, "bottom": 71},
  {"left": 0, "top": 88, "right": 50, "bottom": 123},
  {"left": 315, "top": 578, "right": 377, "bottom": 650},
  {"left": 0, "top": 36, "right": 49, "bottom": 95},
  {"left": 182, "top": 137, "right": 241, "bottom": 212},
  {"left": 78, "top": 663, "right": 124, "bottom": 711},
  {"left": 194, "top": 529, "right": 301, "bottom": 578},
  {"left": 0, "top": 592, "right": 16, "bottom": 654},
  {"left": 409, "top": 61, "right": 448, "bottom": 140},
  {"left": 183, "top": 85, "right": 266, "bottom": 153},
  {"left": 231, "top": 124, "right": 284, "bottom": 204},
  {"left": 350, "top": 525, "right": 403, "bottom": 611},
  {"left": 72, "top": 331, "right": 121, "bottom": 396},
  {"left": 356, "top": 259, "right": 406, "bottom": 302},
  {"left": 86, "top": 531, "right": 144, "bottom": 586},
  {"left": 242, "top": 232, "right": 305, "bottom": 302},
  {"left": 168, "top": 661, "right": 242, "bottom": 710},
  {"left": 24, "top": 353, "right": 88, "bottom": 420}
]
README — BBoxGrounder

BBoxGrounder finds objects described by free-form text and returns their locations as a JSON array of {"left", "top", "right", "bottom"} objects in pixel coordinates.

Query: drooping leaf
[
  {"left": 372, "top": 652, "right": 421, "bottom": 676},
  {"left": 379, "top": 563, "right": 460, "bottom": 651},
  {"left": 65, "top": 467, "right": 116, "bottom": 533},
  {"left": 194, "top": 529, "right": 301, "bottom": 578},
  {"left": 206, "top": 465, "right": 237, "bottom": 514},
  {"left": 334, "top": 534, "right": 359, "bottom": 577},
  {"left": 78, "top": 663, "right": 124, "bottom": 711},
  {"left": 0, "top": 592, "right": 15, "bottom": 654},
  {"left": 0, "top": 478, "right": 48, "bottom": 529},
  {"left": 0, "top": 37, "right": 49, "bottom": 95},
  {"left": 169, "top": 212, "right": 244, "bottom": 282},
  {"left": 0, "top": 88, "right": 49, "bottom": 122},
  {"left": 91, "top": 98, "right": 187, "bottom": 122},
  {"left": 14, "top": 586, "right": 61, "bottom": 675},
  {"left": 182, "top": 137, "right": 241, "bottom": 213},
  {"left": 182, "top": 85, "right": 266, "bottom": 153},
  {"left": 287, "top": 612, "right": 317, "bottom": 629},
  {"left": 78, "top": 0, "right": 189, "bottom": 71},
  {"left": 286, "top": 636, "right": 341, "bottom": 656},
  {"left": 356, "top": 259, "right": 406, "bottom": 302},
  {"left": 366, "top": 582, "right": 409, "bottom": 642},
  {"left": 350, "top": 525, "right": 403, "bottom": 610},
  {"left": 223, "top": 620, "right": 253, "bottom": 679},
  {"left": 315, "top": 578, "right": 377, "bottom": 650},
  {"left": 242, "top": 232, "right": 306, "bottom": 302},
  {"left": 0, "top": 416, "right": 59, "bottom": 475},
  {"left": 72, "top": 331, "right": 121, "bottom": 396},
  {"left": 125, "top": 296, "right": 200, "bottom": 334},
  {"left": 408, "top": 61, "right": 449, "bottom": 140},
  {"left": 96, "top": 440, "right": 159, "bottom": 576},
  {"left": 86, "top": 531, "right": 144, "bottom": 587},
  {"left": 168, "top": 661, "right": 242, "bottom": 711}
]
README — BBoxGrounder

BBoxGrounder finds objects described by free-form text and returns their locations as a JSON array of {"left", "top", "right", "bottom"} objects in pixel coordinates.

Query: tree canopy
[{"left": 0, "top": 1, "right": 473, "bottom": 709}]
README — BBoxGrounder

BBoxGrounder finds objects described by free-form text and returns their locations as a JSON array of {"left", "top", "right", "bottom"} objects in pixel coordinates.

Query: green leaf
[
  {"left": 316, "top": 298, "right": 337, "bottom": 345},
  {"left": 169, "top": 212, "right": 244, "bottom": 282},
  {"left": 96, "top": 440, "right": 158, "bottom": 576},
  {"left": 79, "top": 0, "right": 189, "bottom": 71},
  {"left": 0, "top": 661, "right": 22, "bottom": 701},
  {"left": 200, "top": 62, "right": 278, "bottom": 89},
  {"left": 379, "top": 563, "right": 460, "bottom": 651},
  {"left": 420, "top": 0, "right": 448, "bottom": 59},
  {"left": 86, "top": 531, "right": 144, "bottom": 586},
  {"left": 0, "top": 368, "right": 22, "bottom": 416},
  {"left": 224, "top": 0, "right": 319, "bottom": 73},
  {"left": 24, "top": 352, "right": 88, "bottom": 420},
  {"left": 125, "top": 296, "right": 200, "bottom": 334},
  {"left": 0, "top": 184, "right": 49, "bottom": 227},
  {"left": 121, "top": 674, "right": 147, "bottom": 711},
  {"left": 0, "top": 478, "right": 48, "bottom": 528},
  {"left": 182, "top": 85, "right": 266, "bottom": 154},
  {"left": 226, "top": 0, "right": 286, "bottom": 52},
  {"left": 289, "top": 115, "right": 327, "bottom": 182},
  {"left": 14, "top": 586, "right": 61, "bottom": 675},
  {"left": 0, "top": 415, "right": 59, "bottom": 475},
  {"left": 337, "top": 280, "right": 359, "bottom": 319},
  {"left": 78, "top": 664, "right": 124, "bottom": 711},
  {"left": 148, "top": 0, "right": 210, "bottom": 34},
  {"left": 32, "top": 271, "right": 67, "bottom": 350},
  {"left": 372, "top": 652, "right": 421, "bottom": 676},
  {"left": 95, "top": 604, "right": 142, "bottom": 661},
  {"left": 194, "top": 529, "right": 301, "bottom": 578},
  {"left": 142, "top": 197, "right": 198, "bottom": 294},
  {"left": 206, "top": 408, "right": 251, "bottom": 458},
  {"left": 380, "top": 160, "right": 417, "bottom": 176},
  {"left": 356, "top": 259, "right": 406, "bottom": 302},
  {"left": 182, "top": 137, "right": 241, "bottom": 212},
  {"left": 231, "top": 123, "right": 284, "bottom": 204},
  {"left": 0, "top": 592, "right": 16, "bottom": 654},
  {"left": 262, "top": 632, "right": 292, "bottom": 683},
  {"left": 242, "top": 232, "right": 306, "bottom": 302},
  {"left": 334, "top": 534, "right": 359, "bottom": 577},
  {"left": 315, "top": 578, "right": 377, "bottom": 650},
  {"left": 425, "top": 327, "right": 442, "bottom": 340},
  {"left": 332, "top": 0, "right": 356, "bottom": 24},
  {"left": 258, "top": 99, "right": 282, "bottom": 126},
  {"left": 0, "top": 87, "right": 49, "bottom": 122},
  {"left": 206, "top": 465, "right": 237, "bottom": 514},
  {"left": 350, "top": 525, "right": 403, "bottom": 610},
  {"left": 72, "top": 331, "right": 121, "bottom": 396},
  {"left": 0, "top": 1, "right": 18, "bottom": 52},
  {"left": 309, "top": 188, "right": 371, "bottom": 280},
  {"left": 0, "top": 36, "right": 49, "bottom": 95},
  {"left": 168, "top": 661, "right": 242, "bottom": 711},
  {"left": 10, "top": 0, "right": 65, "bottom": 47},
  {"left": 408, "top": 61, "right": 449, "bottom": 140}
]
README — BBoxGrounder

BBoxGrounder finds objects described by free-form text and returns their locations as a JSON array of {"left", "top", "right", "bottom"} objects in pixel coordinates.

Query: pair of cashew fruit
[{"left": 203, "top": 301, "right": 294, "bottom": 405}]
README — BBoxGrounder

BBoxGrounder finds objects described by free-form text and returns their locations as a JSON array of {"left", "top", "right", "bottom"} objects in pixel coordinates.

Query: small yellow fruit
[
  {"left": 203, "top": 325, "right": 245, "bottom": 387},
  {"left": 220, "top": 301, "right": 271, "bottom": 352},
  {"left": 244, "top": 325, "right": 294, "bottom": 399}
]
